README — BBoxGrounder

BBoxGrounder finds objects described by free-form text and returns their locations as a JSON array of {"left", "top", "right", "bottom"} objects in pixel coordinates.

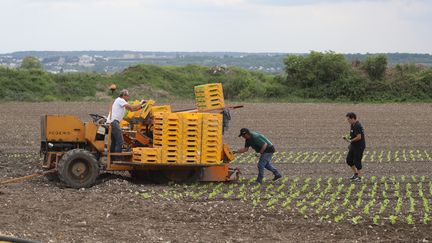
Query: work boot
[
  {"left": 273, "top": 174, "right": 282, "bottom": 181},
  {"left": 349, "top": 174, "right": 359, "bottom": 180},
  {"left": 352, "top": 177, "right": 362, "bottom": 183}
]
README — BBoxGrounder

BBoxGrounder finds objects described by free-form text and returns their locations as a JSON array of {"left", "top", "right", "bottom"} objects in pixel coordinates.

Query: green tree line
[
  {"left": 1, "top": 53, "right": 431, "bottom": 102},
  {"left": 283, "top": 51, "right": 432, "bottom": 101}
]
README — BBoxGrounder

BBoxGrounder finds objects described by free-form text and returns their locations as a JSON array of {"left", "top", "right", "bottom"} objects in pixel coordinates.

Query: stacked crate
[
  {"left": 152, "top": 111, "right": 223, "bottom": 164},
  {"left": 123, "top": 99, "right": 155, "bottom": 120},
  {"left": 151, "top": 105, "right": 171, "bottom": 114},
  {"left": 161, "top": 113, "right": 182, "bottom": 163},
  {"left": 194, "top": 83, "right": 225, "bottom": 111},
  {"left": 201, "top": 113, "right": 223, "bottom": 164},
  {"left": 180, "top": 113, "right": 202, "bottom": 164},
  {"left": 136, "top": 99, "right": 155, "bottom": 119},
  {"left": 132, "top": 147, "right": 162, "bottom": 163},
  {"left": 152, "top": 112, "right": 164, "bottom": 147}
]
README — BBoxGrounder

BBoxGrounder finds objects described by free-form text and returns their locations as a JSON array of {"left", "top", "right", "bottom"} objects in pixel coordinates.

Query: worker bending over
[{"left": 235, "top": 128, "right": 282, "bottom": 184}]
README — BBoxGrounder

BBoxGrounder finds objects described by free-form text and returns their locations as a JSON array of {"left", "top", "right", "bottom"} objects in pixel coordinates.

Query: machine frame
[{"left": 40, "top": 110, "right": 239, "bottom": 188}]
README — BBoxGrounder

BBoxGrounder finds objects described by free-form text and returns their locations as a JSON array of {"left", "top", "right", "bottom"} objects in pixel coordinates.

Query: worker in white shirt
[{"left": 109, "top": 89, "right": 145, "bottom": 160}]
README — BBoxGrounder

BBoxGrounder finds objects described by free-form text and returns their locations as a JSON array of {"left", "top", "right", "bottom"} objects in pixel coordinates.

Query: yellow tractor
[{"left": 40, "top": 83, "right": 241, "bottom": 188}]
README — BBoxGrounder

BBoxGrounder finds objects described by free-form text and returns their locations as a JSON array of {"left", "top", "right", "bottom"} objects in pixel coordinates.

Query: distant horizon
[{"left": 2, "top": 50, "right": 432, "bottom": 55}]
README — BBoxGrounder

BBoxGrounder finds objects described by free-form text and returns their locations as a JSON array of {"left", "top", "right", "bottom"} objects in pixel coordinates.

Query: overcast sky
[{"left": 1, "top": 0, "right": 431, "bottom": 54}]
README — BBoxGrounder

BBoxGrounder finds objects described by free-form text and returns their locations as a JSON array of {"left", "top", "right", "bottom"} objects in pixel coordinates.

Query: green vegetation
[
  {"left": 143, "top": 175, "right": 432, "bottom": 225},
  {"left": 234, "top": 149, "right": 432, "bottom": 164},
  {"left": 20, "top": 56, "right": 43, "bottom": 70},
  {"left": 283, "top": 51, "right": 432, "bottom": 102},
  {"left": 361, "top": 54, "right": 387, "bottom": 81},
  {"left": 0, "top": 63, "right": 275, "bottom": 102},
  {"left": 111, "top": 64, "right": 275, "bottom": 100},
  {"left": 0, "top": 67, "right": 105, "bottom": 101},
  {"left": 1, "top": 52, "right": 432, "bottom": 102}
]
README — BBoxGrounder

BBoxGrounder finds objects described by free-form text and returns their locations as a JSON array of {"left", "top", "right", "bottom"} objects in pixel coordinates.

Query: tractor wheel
[
  {"left": 161, "top": 168, "right": 203, "bottom": 183},
  {"left": 58, "top": 149, "right": 100, "bottom": 188}
]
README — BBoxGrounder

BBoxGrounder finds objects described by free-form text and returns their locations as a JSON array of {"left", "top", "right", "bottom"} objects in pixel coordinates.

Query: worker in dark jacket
[
  {"left": 234, "top": 128, "right": 282, "bottom": 184},
  {"left": 344, "top": 112, "right": 366, "bottom": 182}
]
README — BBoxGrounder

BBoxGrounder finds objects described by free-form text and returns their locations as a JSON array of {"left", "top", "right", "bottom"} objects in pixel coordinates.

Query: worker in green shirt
[{"left": 234, "top": 128, "right": 282, "bottom": 184}]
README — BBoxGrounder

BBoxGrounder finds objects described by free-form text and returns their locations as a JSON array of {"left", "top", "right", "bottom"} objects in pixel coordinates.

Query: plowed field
[{"left": 1, "top": 102, "right": 432, "bottom": 242}]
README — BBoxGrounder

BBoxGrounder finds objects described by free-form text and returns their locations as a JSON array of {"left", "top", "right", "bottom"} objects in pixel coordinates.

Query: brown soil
[{"left": 1, "top": 102, "right": 432, "bottom": 243}]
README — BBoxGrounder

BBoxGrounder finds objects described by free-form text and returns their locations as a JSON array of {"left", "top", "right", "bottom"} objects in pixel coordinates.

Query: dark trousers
[
  {"left": 257, "top": 153, "right": 281, "bottom": 183},
  {"left": 346, "top": 146, "right": 365, "bottom": 170},
  {"left": 110, "top": 120, "right": 123, "bottom": 160}
]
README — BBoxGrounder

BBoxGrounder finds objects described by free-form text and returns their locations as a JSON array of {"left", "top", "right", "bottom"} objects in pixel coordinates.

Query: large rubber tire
[{"left": 58, "top": 149, "right": 100, "bottom": 188}]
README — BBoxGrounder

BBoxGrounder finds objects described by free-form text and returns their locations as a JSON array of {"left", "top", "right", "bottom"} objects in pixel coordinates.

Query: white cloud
[{"left": 0, "top": 0, "right": 430, "bottom": 53}]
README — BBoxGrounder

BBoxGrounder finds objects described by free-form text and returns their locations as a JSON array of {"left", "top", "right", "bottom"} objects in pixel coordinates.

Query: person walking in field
[
  {"left": 108, "top": 89, "right": 145, "bottom": 160},
  {"left": 343, "top": 112, "right": 366, "bottom": 182},
  {"left": 234, "top": 128, "right": 282, "bottom": 184}
]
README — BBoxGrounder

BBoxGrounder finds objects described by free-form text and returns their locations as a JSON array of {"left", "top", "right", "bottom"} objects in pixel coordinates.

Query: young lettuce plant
[
  {"left": 363, "top": 198, "right": 375, "bottom": 215},
  {"left": 402, "top": 149, "right": 407, "bottom": 162},
  {"left": 379, "top": 199, "right": 390, "bottom": 214},
  {"left": 351, "top": 215, "right": 362, "bottom": 225},
  {"left": 406, "top": 214, "right": 414, "bottom": 225},
  {"left": 355, "top": 184, "right": 367, "bottom": 208},
  {"left": 373, "top": 215, "right": 380, "bottom": 225},
  {"left": 389, "top": 215, "right": 398, "bottom": 224},
  {"left": 310, "top": 151, "right": 319, "bottom": 163},
  {"left": 424, "top": 150, "right": 431, "bottom": 161}
]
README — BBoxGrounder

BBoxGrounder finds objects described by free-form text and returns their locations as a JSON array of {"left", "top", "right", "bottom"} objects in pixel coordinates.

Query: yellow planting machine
[{"left": 40, "top": 83, "right": 241, "bottom": 188}]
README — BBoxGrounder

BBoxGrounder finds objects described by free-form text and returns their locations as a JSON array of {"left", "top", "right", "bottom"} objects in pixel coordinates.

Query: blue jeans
[
  {"left": 110, "top": 120, "right": 123, "bottom": 160},
  {"left": 257, "top": 153, "right": 280, "bottom": 183}
]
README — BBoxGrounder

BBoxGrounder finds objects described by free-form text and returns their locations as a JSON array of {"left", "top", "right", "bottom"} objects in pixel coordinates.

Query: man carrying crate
[
  {"left": 234, "top": 128, "right": 282, "bottom": 184},
  {"left": 108, "top": 89, "right": 146, "bottom": 160}
]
